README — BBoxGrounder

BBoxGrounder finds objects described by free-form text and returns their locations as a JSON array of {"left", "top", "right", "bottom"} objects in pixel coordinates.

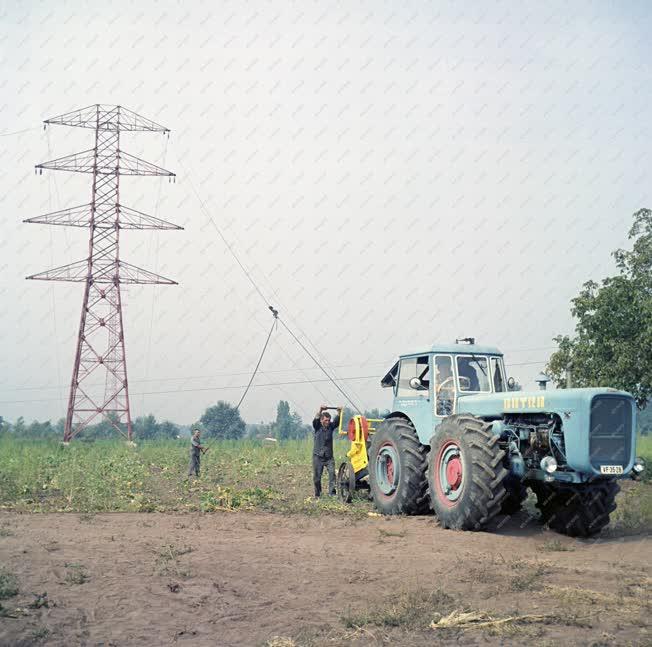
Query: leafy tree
[
  {"left": 199, "top": 401, "right": 245, "bottom": 440},
  {"left": 639, "top": 407, "right": 652, "bottom": 435},
  {"left": 245, "top": 422, "right": 273, "bottom": 439},
  {"left": 133, "top": 414, "right": 160, "bottom": 440},
  {"left": 25, "top": 420, "right": 55, "bottom": 438},
  {"left": 158, "top": 420, "right": 180, "bottom": 439},
  {"left": 547, "top": 209, "right": 652, "bottom": 408},
  {"left": 79, "top": 413, "right": 125, "bottom": 440},
  {"left": 13, "top": 416, "right": 26, "bottom": 436},
  {"left": 272, "top": 400, "right": 308, "bottom": 440}
]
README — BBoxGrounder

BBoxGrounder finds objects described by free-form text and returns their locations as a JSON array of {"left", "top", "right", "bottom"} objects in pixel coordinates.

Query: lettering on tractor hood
[{"left": 504, "top": 395, "right": 545, "bottom": 410}]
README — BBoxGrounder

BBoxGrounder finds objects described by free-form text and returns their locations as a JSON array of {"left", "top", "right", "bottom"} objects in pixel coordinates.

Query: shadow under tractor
[{"left": 336, "top": 339, "right": 644, "bottom": 537}]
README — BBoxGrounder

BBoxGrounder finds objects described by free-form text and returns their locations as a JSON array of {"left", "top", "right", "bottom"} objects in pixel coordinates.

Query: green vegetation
[
  {"left": 272, "top": 400, "right": 310, "bottom": 440},
  {"left": 548, "top": 208, "right": 652, "bottom": 408},
  {"left": 0, "top": 436, "right": 366, "bottom": 515},
  {"left": 0, "top": 413, "right": 181, "bottom": 441},
  {"left": 0, "top": 570, "right": 19, "bottom": 599},
  {"left": 0, "top": 436, "right": 649, "bottom": 532},
  {"left": 342, "top": 588, "right": 456, "bottom": 629},
  {"left": 30, "top": 628, "right": 49, "bottom": 642},
  {"left": 64, "top": 563, "right": 89, "bottom": 585},
  {"left": 198, "top": 401, "right": 246, "bottom": 440}
]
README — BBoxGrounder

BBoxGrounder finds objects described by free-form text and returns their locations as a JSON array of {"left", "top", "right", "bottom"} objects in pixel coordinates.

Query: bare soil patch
[{"left": 0, "top": 511, "right": 649, "bottom": 646}]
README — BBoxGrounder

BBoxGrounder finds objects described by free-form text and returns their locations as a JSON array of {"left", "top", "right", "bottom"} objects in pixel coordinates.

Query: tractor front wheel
[
  {"left": 427, "top": 415, "right": 508, "bottom": 530},
  {"left": 368, "top": 417, "right": 429, "bottom": 515},
  {"left": 531, "top": 480, "right": 619, "bottom": 537}
]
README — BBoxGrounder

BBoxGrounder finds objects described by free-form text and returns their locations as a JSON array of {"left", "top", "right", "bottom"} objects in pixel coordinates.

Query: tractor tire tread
[
  {"left": 532, "top": 480, "right": 620, "bottom": 537},
  {"left": 427, "top": 415, "right": 507, "bottom": 531},
  {"left": 369, "top": 417, "right": 430, "bottom": 516}
]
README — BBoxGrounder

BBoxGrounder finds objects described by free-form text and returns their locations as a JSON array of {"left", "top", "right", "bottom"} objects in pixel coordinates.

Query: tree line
[{"left": 0, "top": 400, "right": 318, "bottom": 441}]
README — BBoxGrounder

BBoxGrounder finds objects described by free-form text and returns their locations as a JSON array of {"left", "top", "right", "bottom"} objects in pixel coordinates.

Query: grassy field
[
  {"left": 0, "top": 435, "right": 650, "bottom": 533},
  {"left": 0, "top": 436, "right": 367, "bottom": 516}
]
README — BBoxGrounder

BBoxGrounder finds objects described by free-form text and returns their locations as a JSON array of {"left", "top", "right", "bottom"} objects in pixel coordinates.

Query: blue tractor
[{"left": 363, "top": 339, "right": 644, "bottom": 537}]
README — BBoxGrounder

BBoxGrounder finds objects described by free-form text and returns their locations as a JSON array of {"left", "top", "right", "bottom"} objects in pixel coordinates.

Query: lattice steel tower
[{"left": 25, "top": 105, "right": 181, "bottom": 441}]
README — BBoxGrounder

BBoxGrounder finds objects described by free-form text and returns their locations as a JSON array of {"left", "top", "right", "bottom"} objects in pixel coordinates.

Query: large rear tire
[
  {"left": 531, "top": 480, "right": 619, "bottom": 537},
  {"left": 427, "top": 415, "right": 508, "bottom": 530},
  {"left": 368, "top": 417, "right": 429, "bottom": 515}
]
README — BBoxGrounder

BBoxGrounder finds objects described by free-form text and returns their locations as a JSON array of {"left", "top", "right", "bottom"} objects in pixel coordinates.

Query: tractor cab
[{"left": 381, "top": 341, "right": 507, "bottom": 445}]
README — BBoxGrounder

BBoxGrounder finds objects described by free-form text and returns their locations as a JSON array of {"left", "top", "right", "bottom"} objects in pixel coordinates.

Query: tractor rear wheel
[
  {"left": 368, "top": 417, "right": 429, "bottom": 515},
  {"left": 427, "top": 415, "right": 508, "bottom": 530},
  {"left": 531, "top": 480, "right": 619, "bottom": 537}
]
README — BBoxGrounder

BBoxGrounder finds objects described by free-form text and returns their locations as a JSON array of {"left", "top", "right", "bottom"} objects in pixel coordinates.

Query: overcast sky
[{"left": 1, "top": 0, "right": 650, "bottom": 425}]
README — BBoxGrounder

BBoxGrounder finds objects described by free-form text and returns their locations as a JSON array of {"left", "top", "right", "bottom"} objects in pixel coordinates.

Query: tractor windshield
[{"left": 456, "top": 355, "right": 491, "bottom": 392}]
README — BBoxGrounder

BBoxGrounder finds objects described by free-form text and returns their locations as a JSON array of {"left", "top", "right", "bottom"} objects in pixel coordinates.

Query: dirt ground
[{"left": 0, "top": 510, "right": 650, "bottom": 646}]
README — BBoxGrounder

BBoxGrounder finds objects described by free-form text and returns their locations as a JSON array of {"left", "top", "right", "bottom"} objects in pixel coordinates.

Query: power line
[
  {"left": 0, "top": 126, "right": 39, "bottom": 137},
  {"left": 0, "top": 360, "right": 389, "bottom": 392},
  {"left": 175, "top": 150, "right": 363, "bottom": 412},
  {"left": 235, "top": 310, "right": 277, "bottom": 410},
  {"left": 278, "top": 317, "right": 364, "bottom": 413},
  {"left": 0, "top": 375, "right": 381, "bottom": 405},
  {"left": 0, "top": 356, "right": 552, "bottom": 393}
]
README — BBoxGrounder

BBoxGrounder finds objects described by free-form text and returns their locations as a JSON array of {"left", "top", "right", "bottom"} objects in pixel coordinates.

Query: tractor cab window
[
  {"left": 456, "top": 355, "right": 490, "bottom": 392},
  {"left": 491, "top": 357, "right": 505, "bottom": 392},
  {"left": 397, "top": 356, "right": 430, "bottom": 398},
  {"left": 435, "top": 355, "right": 454, "bottom": 416}
]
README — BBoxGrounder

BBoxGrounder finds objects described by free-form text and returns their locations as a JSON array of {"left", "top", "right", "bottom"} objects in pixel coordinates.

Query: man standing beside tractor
[{"left": 312, "top": 405, "right": 342, "bottom": 498}]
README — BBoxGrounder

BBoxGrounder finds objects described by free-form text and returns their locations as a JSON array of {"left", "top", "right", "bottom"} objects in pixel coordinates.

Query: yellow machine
[{"left": 336, "top": 415, "right": 383, "bottom": 502}]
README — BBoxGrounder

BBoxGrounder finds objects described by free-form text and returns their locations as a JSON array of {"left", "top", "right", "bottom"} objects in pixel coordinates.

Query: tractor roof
[
  {"left": 381, "top": 343, "right": 503, "bottom": 387},
  {"left": 399, "top": 343, "right": 503, "bottom": 358}
]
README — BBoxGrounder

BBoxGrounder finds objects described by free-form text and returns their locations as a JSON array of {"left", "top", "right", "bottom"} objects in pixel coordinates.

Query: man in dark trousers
[
  {"left": 312, "top": 404, "right": 342, "bottom": 498},
  {"left": 188, "top": 429, "right": 208, "bottom": 478}
]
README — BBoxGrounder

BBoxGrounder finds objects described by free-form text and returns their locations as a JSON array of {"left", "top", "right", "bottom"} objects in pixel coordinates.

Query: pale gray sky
[{"left": 1, "top": 0, "right": 650, "bottom": 424}]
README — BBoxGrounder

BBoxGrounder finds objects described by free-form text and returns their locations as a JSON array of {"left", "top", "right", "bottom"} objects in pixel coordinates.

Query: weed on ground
[
  {"left": 64, "top": 563, "right": 89, "bottom": 585},
  {"left": 342, "top": 588, "right": 457, "bottom": 629},
  {"left": 0, "top": 570, "right": 19, "bottom": 599}
]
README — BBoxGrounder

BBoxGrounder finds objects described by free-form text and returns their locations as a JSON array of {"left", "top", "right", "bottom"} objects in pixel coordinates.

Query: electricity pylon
[{"left": 25, "top": 105, "right": 182, "bottom": 441}]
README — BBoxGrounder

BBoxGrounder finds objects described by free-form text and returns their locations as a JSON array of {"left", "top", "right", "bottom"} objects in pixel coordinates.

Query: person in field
[
  {"left": 188, "top": 429, "right": 208, "bottom": 478},
  {"left": 312, "top": 405, "right": 342, "bottom": 498}
]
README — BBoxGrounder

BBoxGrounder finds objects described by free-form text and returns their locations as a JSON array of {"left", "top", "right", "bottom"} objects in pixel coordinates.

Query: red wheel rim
[
  {"left": 386, "top": 456, "right": 394, "bottom": 483},
  {"left": 375, "top": 441, "right": 400, "bottom": 498},
  {"left": 434, "top": 440, "right": 464, "bottom": 507},
  {"left": 446, "top": 456, "right": 462, "bottom": 489}
]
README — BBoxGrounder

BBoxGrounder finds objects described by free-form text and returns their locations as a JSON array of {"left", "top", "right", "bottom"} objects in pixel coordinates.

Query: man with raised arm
[{"left": 312, "top": 404, "right": 342, "bottom": 498}]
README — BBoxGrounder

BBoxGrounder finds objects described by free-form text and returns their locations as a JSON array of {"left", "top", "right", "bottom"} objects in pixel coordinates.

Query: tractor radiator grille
[{"left": 589, "top": 395, "right": 632, "bottom": 469}]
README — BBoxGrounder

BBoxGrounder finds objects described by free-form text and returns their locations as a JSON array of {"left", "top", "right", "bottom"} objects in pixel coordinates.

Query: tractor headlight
[
  {"left": 540, "top": 456, "right": 558, "bottom": 474},
  {"left": 633, "top": 457, "right": 645, "bottom": 474}
]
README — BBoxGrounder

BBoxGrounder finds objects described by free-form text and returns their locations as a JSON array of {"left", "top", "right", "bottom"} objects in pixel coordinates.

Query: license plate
[{"left": 600, "top": 465, "right": 624, "bottom": 475}]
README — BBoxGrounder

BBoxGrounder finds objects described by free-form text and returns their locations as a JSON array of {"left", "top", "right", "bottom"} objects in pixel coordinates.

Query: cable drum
[{"left": 348, "top": 416, "right": 370, "bottom": 442}]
